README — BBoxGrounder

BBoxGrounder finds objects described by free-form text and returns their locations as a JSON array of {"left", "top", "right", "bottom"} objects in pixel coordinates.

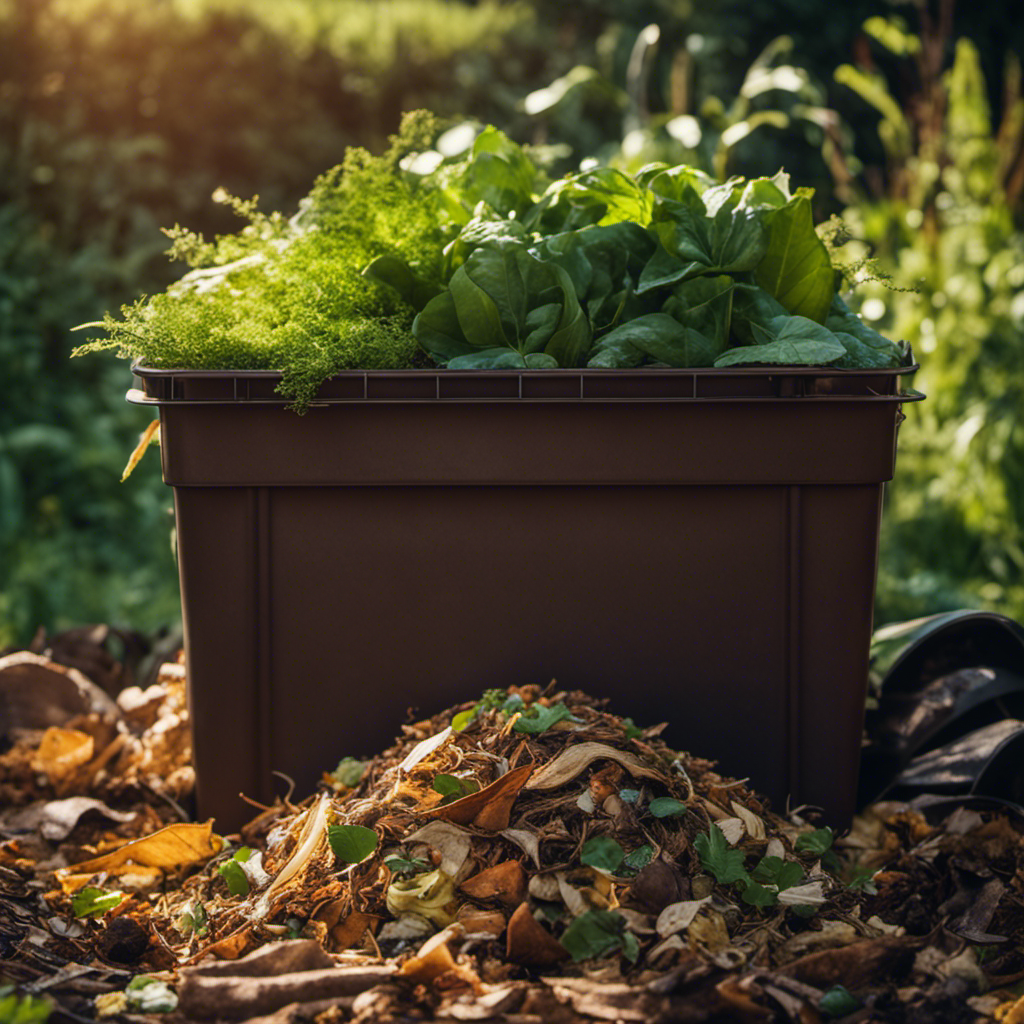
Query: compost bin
[{"left": 130, "top": 364, "right": 920, "bottom": 832}]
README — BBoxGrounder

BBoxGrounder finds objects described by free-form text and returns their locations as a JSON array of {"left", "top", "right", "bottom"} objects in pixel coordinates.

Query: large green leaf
[
  {"left": 638, "top": 183, "right": 768, "bottom": 293},
  {"left": 754, "top": 194, "right": 834, "bottom": 323},
  {"left": 661, "top": 275, "right": 734, "bottom": 363},
  {"left": 361, "top": 255, "right": 442, "bottom": 312},
  {"left": 826, "top": 295, "right": 905, "bottom": 368},
  {"left": 414, "top": 245, "right": 591, "bottom": 367},
  {"left": 458, "top": 127, "right": 538, "bottom": 218},
  {"left": 529, "top": 168, "right": 653, "bottom": 234},
  {"left": 442, "top": 214, "right": 529, "bottom": 281},
  {"left": 588, "top": 313, "right": 717, "bottom": 367},
  {"left": 694, "top": 825, "right": 748, "bottom": 884},
  {"left": 714, "top": 315, "right": 846, "bottom": 366},
  {"left": 729, "top": 282, "right": 790, "bottom": 344}
]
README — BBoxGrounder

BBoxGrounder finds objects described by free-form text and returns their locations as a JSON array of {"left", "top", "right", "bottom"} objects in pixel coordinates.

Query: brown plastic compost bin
[{"left": 130, "top": 365, "right": 921, "bottom": 833}]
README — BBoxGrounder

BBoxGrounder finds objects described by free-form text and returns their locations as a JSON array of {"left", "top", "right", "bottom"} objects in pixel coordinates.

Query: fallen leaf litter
[{"left": 1, "top": 653, "right": 1024, "bottom": 1023}]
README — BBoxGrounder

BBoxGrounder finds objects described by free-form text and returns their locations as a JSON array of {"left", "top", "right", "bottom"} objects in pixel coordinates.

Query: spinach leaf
[
  {"left": 826, "top": 295, "right": 907, "bottom": 368},
  {"left": 532, "top": 168, "right": 654, "bottom": 233},
  {"left": 714, "top": 315, "right": 846, "bottom": 367},
  {"left": 754, "top": 193, "right": 835, "bottom": 323},
  {"left": 729, "top": 282, "right": 790, "bottom": 344},
  {"left": 638, "top": 183, "right": 767, "bottom": 293},
  {"left": 413, "top": 244, "right": 591, "bottom": 368},
  {"left": 442, "top": 212, "right": 530, "bottom": 281},
  {"left": 531, "top": 222, "right": 656, "bottom": 329},
  {"left": 440, "top": 127, "right": 537, "bottom": 222},
  {"left": 660, "top": 274, "right": 734, "bottom": 363}
]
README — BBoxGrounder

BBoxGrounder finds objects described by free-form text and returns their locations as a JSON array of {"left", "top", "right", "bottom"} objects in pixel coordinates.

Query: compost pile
[{"left": 2, "top": 641, "right": 1024, "bottom": 1023}]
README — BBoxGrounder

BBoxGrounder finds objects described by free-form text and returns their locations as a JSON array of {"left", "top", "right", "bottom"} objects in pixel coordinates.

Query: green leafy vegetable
[
  {"left": 72, "top": 887, "right": 124, "bottom": 919},
  {"left": 648, "top": 797, "right": 687, "bottom": 818},
  {"left": 694, "top": 825, "right": 748, "bottom": 884},
  {"left": 559, "top": 910, "right": 639, "bottom": 963},
  {"left": 327, "top": 824, "right": 379, "bottom": 864},
  {"left": 580, "top": 836, "right": 626, "bottom": 873},
  {"left": 754, "top": 193, "right": 835, "bottom": 322},
  {"left": 511, "top": 702, "right": 575, "bottom": 734},
  {"left": 414, "top": 244, "right": 591, "bottom": 368},
  {"left": 713, "top": 315, "right": 846, "bottom": 367},
  {"left": 750, "top": 856, "right": 804, "bottom": 891}
]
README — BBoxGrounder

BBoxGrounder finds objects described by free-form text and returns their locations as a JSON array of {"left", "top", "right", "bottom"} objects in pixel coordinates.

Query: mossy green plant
[{"left": 73, "top": 111, "right": 445, "bottom": 411}]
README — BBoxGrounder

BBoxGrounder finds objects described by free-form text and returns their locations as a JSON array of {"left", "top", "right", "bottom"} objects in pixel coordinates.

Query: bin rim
[{"left": 128, "top": 361, "right": 923, "bottom": 406}]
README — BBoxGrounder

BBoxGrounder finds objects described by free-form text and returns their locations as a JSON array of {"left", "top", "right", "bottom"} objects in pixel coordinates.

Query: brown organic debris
[{"left": 1, "top": 637, "right": 1023, "bottom": 1024}]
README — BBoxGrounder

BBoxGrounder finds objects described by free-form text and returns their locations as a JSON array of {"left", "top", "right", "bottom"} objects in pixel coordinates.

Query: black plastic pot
[{"left": 130, "top": 365, "right": 921, "bottom": 832}]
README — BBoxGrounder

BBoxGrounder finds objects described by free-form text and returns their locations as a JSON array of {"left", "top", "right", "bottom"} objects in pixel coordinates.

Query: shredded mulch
[{"left": 1, "top": 639, "right": 1023, "bottom": 1024}]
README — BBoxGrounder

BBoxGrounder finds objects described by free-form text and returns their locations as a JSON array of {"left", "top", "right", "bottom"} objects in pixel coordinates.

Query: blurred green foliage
[{"left": 3, "top": 0, "right": 1024, "bottom": 644}]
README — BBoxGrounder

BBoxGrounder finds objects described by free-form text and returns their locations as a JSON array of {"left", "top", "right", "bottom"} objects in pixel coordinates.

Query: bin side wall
[{"left": 175, "top": 480, "right": 885, "bottom": 832}]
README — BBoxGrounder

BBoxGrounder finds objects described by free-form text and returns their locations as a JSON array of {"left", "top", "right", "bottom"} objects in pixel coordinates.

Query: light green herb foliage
[
  {"left": 432, "top": 774, "right": 480, "bottom": 804},
  {"left": 218, "top": 847, "right": 253, "bottom": 897},
  {"left": 331, "top": 757, "right": 367, "bottom": 789},
  {"left": 73, "top": 112, "right": 446, "bottom": 412},
  {"left": 0, "top": 987, "right": 52, "bottom": 1024}
]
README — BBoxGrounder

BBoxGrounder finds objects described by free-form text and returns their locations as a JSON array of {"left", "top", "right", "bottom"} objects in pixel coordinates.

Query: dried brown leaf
[
  {"left": 425, "top": 764, "right": 534, "bottom": 831},
  {"left": 505, "top": 903, "right": 570, "bottom": 968},
  {"left": 459, "top": 860, "right": 527, "bottom": 909},
  {"left": 524, "top": 743, "right": 667, "bottom": 792}
]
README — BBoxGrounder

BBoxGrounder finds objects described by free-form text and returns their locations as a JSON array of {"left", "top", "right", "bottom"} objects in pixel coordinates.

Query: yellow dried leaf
[
  {"left": 32, "top": 728, "right": 94, "bottom": 780},
  {"left": 58, "top": 820, "right": 223, "bottom": 889},
  {"left": 121, "top": 419, "right": 160, "bottom": 482}
]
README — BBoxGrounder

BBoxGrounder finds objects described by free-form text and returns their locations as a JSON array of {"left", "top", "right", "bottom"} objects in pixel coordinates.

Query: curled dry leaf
[
  {"left": 506, "top": 902, "right": 570, "bottom": 968},
  {"left": 378, "top": 914, "right": 435, "bottom": 942},
  {"left": 528, "top": 872, "right": 562, "bottom": 902},
  {"left": 456, "top": 905, "right": 506, "bottom": 937},
  {"left": 655, "top": 896, "right": 713, "bottom": 938},
  {"left": 501, "top": 828, "right": 540, "bottom": 868},
  {"left": 404, "top": 821, "right": 473, "bottom": 879},
  {"left": 57, "top": 820, "right": 224, "bottom": 890},
  {"left": 776, "top": 881, "right": 827, "bottom": 906},
  {"left": 386, "top": 868, "right": 457, "bottom": 927},
  {"left": 524, "top": 743, "right": 667, "bottom": 791},
  {"left": 647, "top": 932, "right": 686, "bottom": 963},
  {"left": 731, "top": 800, "right": 766, "bottom": 841},
  {"left": 254, "top": 794, "right": 330, "bottom": 918},
  {"left": 687, "top": 909, "right": 732, "bottom": 953},
  {"left": 459, "top": 860, "right": 527, "bottom": 909},
  {"left": 397, "top": 925, "right": 461, "bottom": 984},
  {"left": 716, "top": 817, "right": 745, "bottom": 845},
  {"left": 424, "top": 763, "right": 534, "bottom": 831}
]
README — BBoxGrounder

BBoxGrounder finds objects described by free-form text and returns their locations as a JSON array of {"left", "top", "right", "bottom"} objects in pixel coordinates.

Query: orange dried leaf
[
  {"left": 33, "top": 728, "right": 94, "bottom": 781},
  {"left": 121, "top": 419, "right": 160, "bottom": 482},
  {"left": 459, "top": 860, "right": 527, "bottom": 909},
  {"left": 58, "top": 820, "right": 223, "bottom": 888},
  {"left": 506, "top": 903, "right": 570, "bottom": 967},
  {"left": 424, "top": 764, "right": 534, "bottom": 832}
]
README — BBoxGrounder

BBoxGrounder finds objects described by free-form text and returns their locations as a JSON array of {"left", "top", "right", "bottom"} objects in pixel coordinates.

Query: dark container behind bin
[{"left": 130, "top": 366, "right": 920, "bottom": 832}]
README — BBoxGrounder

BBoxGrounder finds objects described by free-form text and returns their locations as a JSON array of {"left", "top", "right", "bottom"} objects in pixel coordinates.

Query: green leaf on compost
[
  {"left": 559, "top": 910, "right": 637, "bottom": 962},
  {"left": 740, "top": 880, "right": 778, "bottom": 908},
  {"left": 384, "top": 855, "right": 430, "bottom": 877},
  {"left": 795, "top": 827, "right": 834, "bottom": 857},
  {"left": 754, "top": 193, "right": 835, "bottom": 322},
  {"left": 820, "top": 985, "right": 862, "bottom": 1018},
  {"left": 621, "top": 718, "right": 644, "bottom": 741},
  {"left": 218, "top": 848, "right": 253, "bottom": 896},
  {"left": 330, "top": 757, "right": 367, "bottom": 788},
  {"left": 714, "top": 315, "right": 846, "bottom": 367},
  {"left": 623, "top": 844, "right": 654, "bottom": 871},
  {"left": 0, "top": 991, "right": 52, "bottom": 1024},
  {"left": 512, "top": 702, "right": 575, "bottom": 734},
  {"left": 432, "top": 774, "right": 480, "bottom": 804},
  {"left": 648, "top": 797, "right": 687, "bottom": 818},
  {"left": 327, "top": 825, "right": 379, "bottom": 864},
  {"left": 580, "top": 836, "right": 626, "bottom": 873},
  {"left": 451, "top": 709, "right": 477, "bottom": 732},
  {"left": 177, "top": 901, "right": 209, "bottom": 938},
  {"left": 72, "top": 887, "right": 124, "bottom": 919},
  {"left": 750, "top": 856, "right": 804, "bottom": 890},
  {"left": 694, "top": 825, "right": 748, "bottom": 884}
]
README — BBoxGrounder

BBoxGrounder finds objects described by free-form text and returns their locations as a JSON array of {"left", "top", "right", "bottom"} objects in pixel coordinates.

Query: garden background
[{"left": 1, "top": 0, "right": 1023, "bottom": 649}]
